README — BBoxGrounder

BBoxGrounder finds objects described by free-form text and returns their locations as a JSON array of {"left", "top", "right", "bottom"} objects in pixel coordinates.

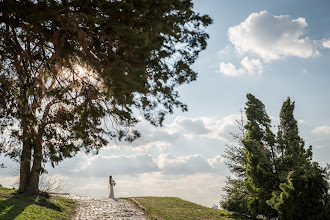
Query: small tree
[
  {"left": 220, "top": 112, "right": 250, "bottom": 216},
  {"left": 221, "top": 177, "right": 250, "bottom": 216}
]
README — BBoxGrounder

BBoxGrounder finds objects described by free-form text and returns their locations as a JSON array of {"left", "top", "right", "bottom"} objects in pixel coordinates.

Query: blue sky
[{"left": 1, "top": 0, "right": 330, "bottom": 207}]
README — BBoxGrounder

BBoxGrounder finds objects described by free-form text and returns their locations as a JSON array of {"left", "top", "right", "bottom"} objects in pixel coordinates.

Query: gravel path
[{"left": 58, "top": 195, "right": 148, "bottom": 220}]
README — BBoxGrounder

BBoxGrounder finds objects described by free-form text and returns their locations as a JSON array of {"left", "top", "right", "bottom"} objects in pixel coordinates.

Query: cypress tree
[
  {"left": 222, "top": 95, "right": 330, "bottom": 219},
  {"left": 268, "top": 98, "right": 330, "bottom": 219},
  {"left": 242, "top": 94, "right": 277, "bottom": 218}
]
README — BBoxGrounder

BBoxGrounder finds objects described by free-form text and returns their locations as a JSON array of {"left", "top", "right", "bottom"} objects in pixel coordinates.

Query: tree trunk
[
  {"left": 19, "top": 130, "right": 32, "bottom": 191},
  {"left": 26, "top": 134, "right": 43, "bottom": 193}
]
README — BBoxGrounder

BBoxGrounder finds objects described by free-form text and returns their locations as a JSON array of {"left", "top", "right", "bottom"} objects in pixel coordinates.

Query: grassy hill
[
  {"left": 0, "top": 185, "right": 76, "bottom": 220},
  {"left": 1, "top": 185, "right": 249, "bottom": 219},
  {"left": 126, "top": 196, "right": 249, "bottom": 220}
]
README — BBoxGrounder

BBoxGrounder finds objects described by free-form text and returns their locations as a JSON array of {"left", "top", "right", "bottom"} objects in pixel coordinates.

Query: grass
[
  {"left": 0, "top": 185, "right": 76, "bottom": 220},
  {"left": 126, "top": 196, "right": 250, "bottom": 220}
]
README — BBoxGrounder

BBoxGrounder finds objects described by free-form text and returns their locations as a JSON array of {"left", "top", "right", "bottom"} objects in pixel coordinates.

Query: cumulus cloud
[
  {"left": 312, "top": 126, "right": 330, "bottom": 135},
  {"left": 219, "top": 57, "right": 262, "bottom": 76},
  {"left": 70, "top": 114, "right": 241, "bottom": 179},
  {"left": 157, "top": 153, "right": 227, "bottom": 175},
  {"left": 323, "top": 40, "right": 330, "bottom": 48},
  {"left": 158, "top": 154, "right": 211, "bottom": 175},
  {"left": 72, "top": 154, "right": 159, "bottom": 177},
  {"left": 164, "top": 114, "right": 244, "bottom": 143},
  {"left": 208, "top": 114, "right": 244, "bottom": 142},
  {"left": 207, "top": 155, "right": 226, "bottom": 173},
  {"left": 105, "top": 117, "right": 212, "bottom": 151},
  {"left": 219, "top": 62, "right": 242, "bottom": 76},
  {"left": 218, "top": 11, "right": 327, "bottom": 77},
  {"left": 241, "top": 57, "right": 263, "bottom": 74},
  {"left": 68, "top": 152, "right": 227, "bottom": 178},
  {"left": 167, "top": 117, "right": 211, "bottom": 136},
  {"left": 105, "top": 119, "right": 180, "bottom": 151},
  {"left": 105, "top": 114, "right": 245, "bottom": 154},
  {"left": 228, "top": 11, "right": 318, "bottom": 62}
]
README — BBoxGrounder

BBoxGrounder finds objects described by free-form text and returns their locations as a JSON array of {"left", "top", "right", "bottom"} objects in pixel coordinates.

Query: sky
[{"left": 1, "top": 0, "right": 330, "bottom": 208}]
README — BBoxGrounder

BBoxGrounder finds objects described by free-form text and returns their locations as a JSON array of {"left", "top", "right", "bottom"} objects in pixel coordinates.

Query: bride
[{"left": 109, "top": 175, "right": 116, "bottom": 200}]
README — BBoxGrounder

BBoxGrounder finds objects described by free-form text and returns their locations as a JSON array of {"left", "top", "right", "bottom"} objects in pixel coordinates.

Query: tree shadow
[{"left": 0, "top": 191, "right": 62, "bottom": 219}]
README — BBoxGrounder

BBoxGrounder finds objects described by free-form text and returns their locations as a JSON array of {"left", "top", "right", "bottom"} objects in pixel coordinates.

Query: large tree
[
  {"left": 0, "top": 0, "right": 212, "bottom": 193},
  {"left": 242, "top": 94, "right": 277, "bottom": 218},
  {"left": 268, "top": 98, "right": 330, "bottom": 219},
  {"left": 222, "top": 95, "right": 330, "bottom": 219}
]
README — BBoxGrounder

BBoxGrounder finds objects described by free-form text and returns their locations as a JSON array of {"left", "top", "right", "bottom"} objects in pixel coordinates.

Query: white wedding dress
[{"left": 109, "top": 178, "right": 116, "bottom": 200}]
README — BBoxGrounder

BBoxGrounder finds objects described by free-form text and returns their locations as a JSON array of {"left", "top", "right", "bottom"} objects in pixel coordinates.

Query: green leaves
[
  {"left": 222, "top": 94, "right": 330, "bottom": 219},
  {"left": 0, "top": 0, "right": 212, "bottom": 191}
]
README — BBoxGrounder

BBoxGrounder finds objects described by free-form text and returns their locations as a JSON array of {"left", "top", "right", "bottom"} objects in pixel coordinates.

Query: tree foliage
[
  {"left": 221, "top": 94, "right": 330, "bottom": 219},
  {"left": 0, "top": 0, "right": 212, "bottom": 193},
  {"left": 220, "top": 112, "right": 250, "bottom": 216},
  {"left": 221, "top": 177, "right": 249, "bottom": 216},
  {"left": 242, "top": 94, "right": 277, "bottom": 218},
  {"left": 268, "top": 98, "right": 330, "bottom": 220}
]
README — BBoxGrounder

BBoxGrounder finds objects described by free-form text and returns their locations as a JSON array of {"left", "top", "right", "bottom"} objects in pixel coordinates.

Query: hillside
[
  {"left": 0, "top": 185, "right": 250, "bottom": 219},
  {"left": 0, "top": 185, "right": 76, "bottom": 220},
  {"left": 127, "top": 196, "right": 249, "bottom": 220}
]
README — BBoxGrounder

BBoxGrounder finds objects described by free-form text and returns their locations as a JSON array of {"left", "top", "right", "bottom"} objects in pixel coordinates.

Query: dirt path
[{"left": 58, "top": 195, "right": 148, "bottom": 220}]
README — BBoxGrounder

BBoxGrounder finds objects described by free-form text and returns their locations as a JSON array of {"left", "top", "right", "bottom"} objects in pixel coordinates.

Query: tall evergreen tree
[
  {"left": 242, "top": 94, "right": 277, "bottom": 218},
  {"left": 222, "top": 95, "right": 330, "bottom": 219},
  {"left": 268, "top": 98, "right": 330, "bottom": 219},
  {"left": 0, "top": 0, "right": 212, "bottom": 193},
  {"left": 276, "top": 98, "right": 309, "bottom": 172}
]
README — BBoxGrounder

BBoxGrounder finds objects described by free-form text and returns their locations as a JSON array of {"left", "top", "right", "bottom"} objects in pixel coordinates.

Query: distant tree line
[{"left": 221, "top": 94, "right": 330, "bottom": 219}]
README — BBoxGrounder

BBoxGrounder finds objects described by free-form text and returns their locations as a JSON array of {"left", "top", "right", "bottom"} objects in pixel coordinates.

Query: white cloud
[
  {"left": 105, "top": 117, "right": 211, "bottom": 151},
  {"left": 207, "top": 155, "right": 225, "bottom": 169},
  {"left": 104, "top": 114, "right": 244, "bottom": 154},
  {"left": 217, "top": 45, "right": 237, "bottom": 59},
  {"left": 158, "top": 153, "right": 224, "bottom": 175},
  {"left": 161, "top": 114, "right": 243, "bottom": 143},
  {"left": 312, "top": 126, "right": 330, "bottom": 134},
  {"left": 219, "top": 62, "right": 244, "bottom": 77},
  {"left": 241, "top": 57, "right": 263, "bottom": 74},
  {"left": 72, "top": 154, "right": 159, "bottom": 177},
  {"left": 322, "top": 40, "right": 330, "bottom": 48},
  {"left": 228, "top": 11, "right": 319, "bottom": 62},
  {"left": 67, "top": 152, "right": 227, "bottom": 178},
  {"left": 158, "top": 154, "right": 210, "bottom": 174},
  {"left": 105, "top": 120, "right": 180, "bottom": 151},
  {"left": 298, "top": 119, "right": 304, "bottom": 124},
  {"left": 208, "top": 114, "right": 244, "bottom": 142},
  {"left": 62, "top": 114, "right": 241, "bottom": 180},
  {"left": 168, "top": 116, "right": 211, "bottom": 136},
  {"left": 219, "top": 57, "right": 263, "bottom": 77},
  {"left": 157, "top": 114, "right": 244, "bottom": 143}
]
